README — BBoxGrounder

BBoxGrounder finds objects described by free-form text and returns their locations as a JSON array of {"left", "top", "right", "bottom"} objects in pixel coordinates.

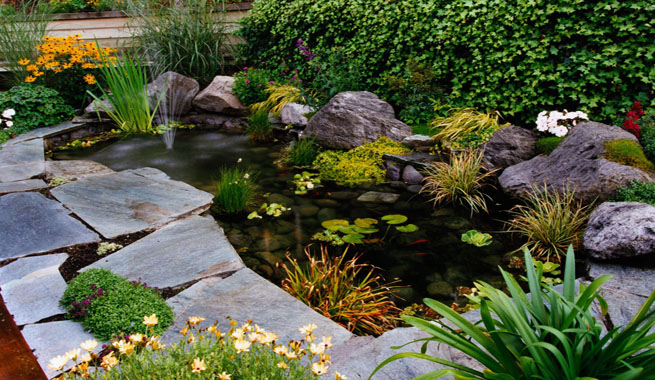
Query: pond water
[{"left": 54, "top": 130, "right": 518, "bottom": 306}]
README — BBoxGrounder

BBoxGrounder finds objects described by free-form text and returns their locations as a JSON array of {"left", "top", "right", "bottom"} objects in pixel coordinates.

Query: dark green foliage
[
  {"left": 640, "top": 112, "right": 655, "bottom": 163},
  {"left": 246, "top": 110, "right": 273, "bottom": 142},
  {"left": 213, "top": 166, "right": 257, "bottom": 213},
  {"left": 233, "top": 67, "right": 279, "bottom": 106},
  {"left": 604, "top": 139, "right": 654, "bottom": 173},
  {"left": 0, "top": 84, "right": 74, "bottom": 137},
  {"left": 287, "top": 137, "right": 320, "bottom": 166},
  {"left": 238, "top": 0, "right": 655, "bottom": 125},
  {"left": 614, "top": 181, "right": 655, "bottom": 206},
  {"left": 60, "top": 269, "right": 173, "bottom": 341},
  {"left": 536, "top": 136, "right": 565, "bottom": 155}
]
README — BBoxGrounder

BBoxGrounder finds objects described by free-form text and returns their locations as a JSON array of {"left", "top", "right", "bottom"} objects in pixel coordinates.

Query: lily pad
[
  {"left": 461, "top": 230, "right": 493, "bottom": 247},
  {"left": 342, "top": 233, "right": 365, "bottom": 244},
  {"left": 395, "top": 224, "right": 419, "bottom": 233},
  {"left": 321, "top": 219, "right": 350, "bottom": 231},
  {"left": 354, "top": 218, "right": 378, "bottom": 228},
  {"left": 381, "top": 214, "right": 408, "bottom": 225}
]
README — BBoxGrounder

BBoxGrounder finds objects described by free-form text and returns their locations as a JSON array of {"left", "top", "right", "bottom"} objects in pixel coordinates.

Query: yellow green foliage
[
  {"left": 604, "top": 139, "right": 654, "bottom": 172},
  {"left": 313, "top": 137, "right": 410, "bottom": 187},
  {"left": 430, "top": 108, "right": 507, "bottom": 149}
]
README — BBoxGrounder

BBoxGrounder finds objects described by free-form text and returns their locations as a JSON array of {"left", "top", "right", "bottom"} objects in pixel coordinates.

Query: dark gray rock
[
  {"left": 2, "top": 265, "right": 67, "bottom": 325},
  {"left": 357, "top": 191, "right": 400, "bottom": 204},
  {"left": 383, "top": 152, "right": 440, "bottom": 170},
  {"left": 84, "top": 97, "right": 113, "bottom": 116},
  {"left": 314, "top": 198, "right": 341, "bottom": 208},
  {"left": 0, "top": 179, "right": 47, "bottom": 195},
  {"left": 178, "top": 113, "right": 246, "bottom": 128},
  {"left": 407, "top": 184, "right": 422, "bottom": 193},
  {"left": 499, "top": 122, "right": 654, "bottom": 203},
  {"left": 480, "top": 125, "right": 538, "bottom": 172},
  {"left": 0, "top": 138, "right": 44, "bottom": 182},
  {"left": 584, "top": 202, "right": 655, "bottom": 260},
  {"left": 192, "top": 76, "right": 247, "bottom": 116},
  {"left": 0, "top": 253, "right": 67, "bottom": 286},
  {"left": 426, "top": 281, "right": 453, "bottom": 298},
  {"left": 401, "top": 134, "right": 434, "bottom": 149},
  {"left": 83, "top": 216, "right": 244, "bottom": 288},
  {"left": 385, "top": 161, "right": 402, "bottom": 181},
  {"left": 402, "top": 165, "right": 424, "bottom": 184},
  {"left": 280, "top": 102, "right": 314, "bottom": 127},
  {"left": 163, "top": 268, "right": 353, "bottom": 345},
  {"left": 305, "top": 91, "right": 412, "bottom": 149},
  {"left": 50, "top": 168, "right": 213, "bottom": 239},
  {"left": 45, "top": 160, "right": 114, "bottom": 181},
  {"left": 0, "top": 192, "right": 99, "bottom": 260},
  {"left": 329, "top": 191, "right": 359, "bottom": 200},
  {"left": 148, "top": 71, "right": 200, "bottom": 116}
]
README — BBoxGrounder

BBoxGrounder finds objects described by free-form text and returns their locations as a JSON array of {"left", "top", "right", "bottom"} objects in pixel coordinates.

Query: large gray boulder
[
  {"left": 499, "top": 122, "right": 654, "bottom": 203},
  {"left": 305, "top": 91, "right": 412, "bottom": 149},
  {"left": 584, "top": 202, "right": 655, "bottom": 260},
  {"left": 480, "top": 125, "right": 538, "bottom": 172},
  {"left": 192, "top": 76, "right": 247, "bottom": 116},
  {"left": 147, "top": 71, "right": 199, "bottom": 117},
  {"left": 280, "top": 102, "right": 314, "bottom": 127}
]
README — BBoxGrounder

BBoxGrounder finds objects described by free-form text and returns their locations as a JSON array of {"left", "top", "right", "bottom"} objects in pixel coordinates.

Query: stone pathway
[{"left": 0, "top": 138, "right": 45, "bottom": 182}]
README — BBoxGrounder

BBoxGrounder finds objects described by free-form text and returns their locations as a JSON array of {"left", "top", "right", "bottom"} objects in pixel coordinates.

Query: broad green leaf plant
[{"left": 370, "top": 246, "right": 655, "bottom": 380}]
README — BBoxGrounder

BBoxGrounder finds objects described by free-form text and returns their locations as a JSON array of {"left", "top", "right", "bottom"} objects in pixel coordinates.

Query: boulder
[
  {"left": 385, "top": 160, "right": 402, "bottom": 181},
  {"left": 147, "top": 71, "right": 200, "bottom": 117},
  {"left": 402, "top": 165, "right": 424, "bottom": 184},
  {"left": 480, "top": 125, "right": 538, "bottom": 172},
  {"left": 499, "top": 122, "right": 654, "bottom": 203},
  {"left": 192, "top": 76, "right": 247, "bottom": 116},
  {"left": 305, "top": 91, "right": 412, "bottom": 149},
  {"left": 280, "top": 102, "right": 314, "bottom": 127},
  {"left": 402, "top": 134, "right": 434, "bottom": 151},
  {"left": 584, "top": 202, "right": 655, "bottom": 260},
  {"left": 83, "top": 97, "right": 113, "bottom": 116}
]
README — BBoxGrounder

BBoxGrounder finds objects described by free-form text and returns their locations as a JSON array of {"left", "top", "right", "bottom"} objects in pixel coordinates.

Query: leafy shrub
[
  {"left": 128, "top": 0, "right": 231, "bottom": 86},
  {"left": 420, "top": 150, "right": 496, "bottom": 215},
  {"left": 287, "top": 137, "right": 320, "bottom": 167},
  {"left": 246, "top": 110, "right": 272, "bottom": 142},
  {"left": 0, "top": 84, "right": 74, "bottom": 135},
  {"left": 238, "top": 0, "right": 654, "bottom": 125},
  {"left": 45, "top": 0, "right": 124, "bottom": 13},
  {"left": 431, "top": 108, "right": 506, "bottom": 150},
  {"left": 313, "top": 136, "right": 410, "bottom": 187},
  {"left": 372, "top": 247, "right": 655, "bottom": 380},
  {"left": 213, "top": 165, "right": 257, "bottom": 213},
  {"left": 51, "top": 317, "right": 338, "bottom": 379},
  {"left": 535, "top": 136, "right": 564, "bottom": 155},
  {"left": 507, "top": 185, "right": 591, "bottom": 262},
  {"left": 614, "top": 181, "right": 655, "bottom": 206},
  {"left": 604, "top": 139, "right": 654, "bottom": 173},
  {"left": 60, "top": 269, "right": 173, "bottom": 341},
  {"left": 639, "top": 111, "right": 655, "bottom": 163},
  {"left": 280, "top": 245, "right": 400, "bottom": 336},
  {"left": 233, "top": 67, "right": 279, "bottom": 106}
]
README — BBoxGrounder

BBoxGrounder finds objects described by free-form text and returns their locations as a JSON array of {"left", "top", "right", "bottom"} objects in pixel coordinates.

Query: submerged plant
[
  {"left": 89, "top": 47, "right": 160, "bottom": 134},
  {"left": 420, "top": 150, "right": 496, "bottom": 215},
  {"left": 213, "top": 165, "right": 257, "bottom": 214},
  {"left": 280, "top": 245, "right": 400, "bottom": 336},
  {"left": 292, "top": 171, "right": 322, "bottom": 195},
  {"left": 371, "top": 246, "right": 655, "bottom": 380},
  {"left": 506, "top": 185, "right": 591, "bottom": 262}
]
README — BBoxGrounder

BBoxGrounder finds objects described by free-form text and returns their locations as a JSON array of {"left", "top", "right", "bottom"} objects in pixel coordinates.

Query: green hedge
[{"left": 238, "top": 0, "right": 655, "bottom": 125}]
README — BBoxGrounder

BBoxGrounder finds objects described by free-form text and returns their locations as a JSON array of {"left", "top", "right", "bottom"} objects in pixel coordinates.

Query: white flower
[
  {"left": 2, "top": 109, "right": 15, "bottom": 119},
  {"left": 243, "top": 173, "right": 250, "bottom": 179},
  {"left": 306, "top": 182, "right": 314, "bottom": 189},
  {"left": 47, "top": 355, "right": 69, "bottom": 371},
  {"left": 4, "top": 120, "right": 12, "bottom": 128},
  {"left": 80, "top": 339, "right": 98, "bottom": 352},
  {"left": 237, "top": 158, "right": 242, "bottom": 163},
  {"left": 552, "top": 126, "right": 568, "bottom": 137}
]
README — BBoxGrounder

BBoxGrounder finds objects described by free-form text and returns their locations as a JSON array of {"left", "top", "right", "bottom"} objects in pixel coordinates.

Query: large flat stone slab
[
  {"left": 163, "top": 268, "right": 353, "bottom": 345},
  {"left": 83, "top": 215, "right": 244, "bottom": 289},
  {"left": 1, "top": 121, "right": 81, "bottom": 146},
  {"left": 50, "top": 168, "right": 214, "bottom": 239},
  {"left": 45, "top": 160, "right": 114, "bottom": 181},
  {"left": 0, "top": 253, "right": 67, "bottom": 286},
  {"left": 0, "top": 138, "right": 45, "bottom": 182},
  {"left": 22, "top": 320, "right": 101, "bottom": 379},
  {"left": 0, "top": 179, "right": 47, "bottom": 195},
  {"left": 1, "top": 265, "right": 67, "bottom": 325},
  {"left": 0, "top": 192, "right": 100, "bottom": 260},
  {"left": 357, "top": 191, "right": 400, "bottom": 204}
]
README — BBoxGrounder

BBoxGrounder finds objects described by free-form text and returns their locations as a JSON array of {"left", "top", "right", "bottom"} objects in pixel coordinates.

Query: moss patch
[
  {"left": 604, "top": 139, "right": 654, "bottom": 172},
  {"left": 536, "top": 136, "right": 565, "bottom": 155},
  {"left": 614, "top": 181, "right": 655, "bottom": 206}
]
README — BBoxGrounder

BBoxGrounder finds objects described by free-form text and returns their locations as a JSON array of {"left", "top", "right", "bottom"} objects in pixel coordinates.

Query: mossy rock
[
  {"left": 536, "top": 136, "right": 565, "bottom": 155},
  {"left": 604, "top": 139, "right": 655, "bottom": 173}
]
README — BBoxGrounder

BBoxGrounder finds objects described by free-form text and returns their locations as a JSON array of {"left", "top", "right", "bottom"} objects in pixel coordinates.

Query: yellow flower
[
  {"left": 80, "top": 339, "right": 98, "bottom": 352},
  {"left": 231, "top": 328, "right": 245, "bottom": 340},
  {"left": 143, "top": 314, "right": 158, "bottom": 326},
  {"left": 26, "top": 64, "right": 38, "bottom": 72},
  {"left": 100, "top": 352, "right": 118, "bottom": 370},
  {"left": 81, "top": 62, "right": 97, "bottom": 69},
  {"left": 191, "top": 358, "right": 206, "bottom": 373},
  {"left": 247, "top": 332, "right": 260, "bottom": 343},
  {"left": 83, "top": 74, "right": 96, "bottom": 85},
  {"left": 180, "top": 327, "right": 189, "bottom": 336},
  {"left": 147, "top": 337, "right": 165, "bottom": 350},
  {"left": 233, "top": 338, "right": 251, "bottom": 353},
  {"left": 188, "top": 316, "right": 206, "bottom": 326},
  {"left": 47, "top": 355, "right": 69, "bottom": 371},
  {"left": 273, "top": 345, "right": 288, "bottom": 356},
  {"left": 79, "top": 353, "right": 92, "bottom": 363},
  {"left": 32, "top": 71, "right": 44, "bottom": 77},
  {"left": 277, "top": 362, "right": 289, "bottom": 369},
  {"left": 64, "top": 348, "right": 81, "bottom": 361},
  {"left": 217, "top": 372, "right": 232, "bottom": 380},
  {"left": 259, "top": 331, "right": 278, "bottom": 345},
  {"left": 114, "top": 340, "right": 134, "bottom": 355},
  {"left": 24, "top": 76, "right": 36, "bottom": 83},
  {"left": 208, "top": 325, "right": 217, "bottom": 334},
  {"left": 312, "top": 361, "right": 329, "bottom": 376},
  {"left": 62, "top": 63, "right": 73, "bottom": 69},
  {"left": 299, "top": 323, "right": 318, "bottom": 335},
  {"left": 284, "top": 351, "right": 298, "bottom": 360},
  {"left": 129, "top": 333, "right": 145, "bottom": 343},
  {"left": 321, "top": 336, "right": 333, "bottom": 350},
  {"left": 187, "top": 332, "right": 195, "bottom": 344},
  {"left": 18, "top": 59, "right": 30, "bottom": 65},
  {"left": 310, "top": 343, "right": 325, "bottom": 355},
  {"left": 335, "top": 371, "right": 348, "bottom": 380}
]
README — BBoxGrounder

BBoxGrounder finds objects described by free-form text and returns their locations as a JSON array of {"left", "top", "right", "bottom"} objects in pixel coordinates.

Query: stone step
[
  {"left": 0, "top": 138, "right": 45, "bottom": 183},
  {"left": 0, "top": 179, "right": 47, "bottom": 195},
  {"left": 0, "top": 253, "right": 68, "bottom": 287}
]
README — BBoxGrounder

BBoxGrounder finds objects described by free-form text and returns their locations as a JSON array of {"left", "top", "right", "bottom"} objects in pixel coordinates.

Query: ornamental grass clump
[
  {"left": 420, "top": 149, "right": 496, "bottom": 215},
  {"left": 213, "top": 163, "right": 257, "bottom": 213},
  {"left": 371, "top": 247, "right": 655, "bottom": 380},
  {"left": 51, "top": 315, "right": 347, "bottom": 380},
  {"left": 430, "top": 108, "right": 507, "bottom": 149},
  {"left": 506, "top": 185, "right": 592, "bottom": 263},
  {"left": 280, "top": 245, "right": 400, "bottom": 336},
  {"left": 246, "top": 110, "right": 273, "bottom": 142},
  {"left": 287, "top": 136, "right": 320, "bottom": 167}
]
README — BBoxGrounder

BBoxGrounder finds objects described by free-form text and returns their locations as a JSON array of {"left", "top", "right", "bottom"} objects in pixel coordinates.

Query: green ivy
[
  {"left": 239, "top": 0, "right": 655, "bottom": 125},
  {"left": 614, "top": 181, "right": 655, "bottom": 205}
]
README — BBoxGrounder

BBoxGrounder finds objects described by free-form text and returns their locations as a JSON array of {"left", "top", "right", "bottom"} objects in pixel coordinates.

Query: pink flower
[
  {"left": 245, "top": 80, "right": 250, "bottom": 84},
  {"left": 243, "top": 67, "right": 248, "bottom": 71}
]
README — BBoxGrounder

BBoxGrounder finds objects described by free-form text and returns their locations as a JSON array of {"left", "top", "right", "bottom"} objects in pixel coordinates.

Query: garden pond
[{"left": 53, "top": 129, "right": 520, "bottom": 306}]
